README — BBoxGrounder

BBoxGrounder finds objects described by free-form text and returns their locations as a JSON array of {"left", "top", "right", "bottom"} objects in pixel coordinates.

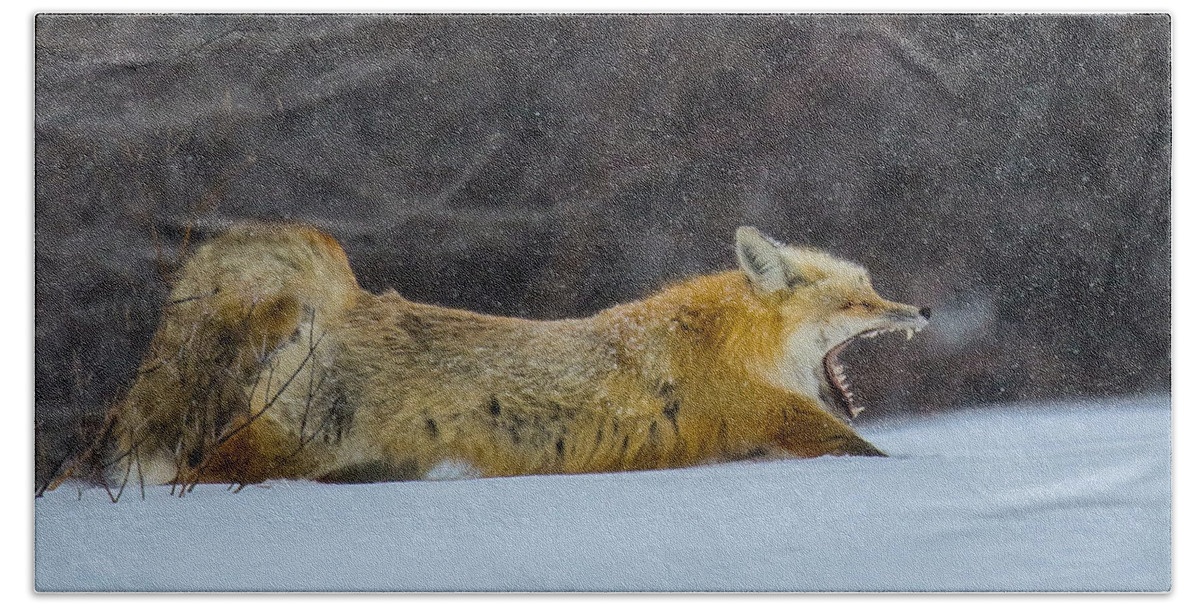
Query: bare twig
[
  {"left": 183, "top": 324, "right": 327, "bottom": 493},
  {"left": 164, "top": 288, "right": 219, "bottom": 308}
]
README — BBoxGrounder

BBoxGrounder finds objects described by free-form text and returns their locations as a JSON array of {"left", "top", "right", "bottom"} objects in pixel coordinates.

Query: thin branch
[
  {"left": 164, "top": 288, "right": 219, "bottom": 308},
  {"left": 135, "top": 444, "right": 146, "bottom": 501},
  {"left": 106, "top": 443, "right": 135, "bottom": 503},
  {"left": 137, "top": 318, "right": 205, "bottom": 377},
  {"left": 235, "top": 393, "right": 337, "bottom": 493},
  {"left": 184, "top": 327, "right": 327, "bottom": 492},
  {"left": 299, "top": 309, "right": 319, "bottom": 438}
]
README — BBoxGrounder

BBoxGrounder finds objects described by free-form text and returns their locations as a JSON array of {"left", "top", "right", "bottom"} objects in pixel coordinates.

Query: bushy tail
[{"left": 48, "top": 224, "right": 360, "bottom": 495}]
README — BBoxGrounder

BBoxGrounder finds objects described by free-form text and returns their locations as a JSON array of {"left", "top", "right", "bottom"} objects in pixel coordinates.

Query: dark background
[{"left": 34, "top": 14, "right": 1171, "bottom": 487}]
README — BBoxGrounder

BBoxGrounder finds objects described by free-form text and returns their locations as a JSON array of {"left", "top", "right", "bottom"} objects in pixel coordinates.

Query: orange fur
[{"left": 85, "top": 223, "right": 926, "bottom": 490}]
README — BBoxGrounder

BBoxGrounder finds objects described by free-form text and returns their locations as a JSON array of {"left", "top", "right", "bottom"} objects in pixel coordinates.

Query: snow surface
[{"left": 34, "top": 395, "right": 1170, "bottom": 592}]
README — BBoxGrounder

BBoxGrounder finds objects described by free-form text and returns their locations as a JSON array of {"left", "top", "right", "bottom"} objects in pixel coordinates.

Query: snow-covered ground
[{"left": 34, "top": 395, "right": 1170, "bottom": 592}]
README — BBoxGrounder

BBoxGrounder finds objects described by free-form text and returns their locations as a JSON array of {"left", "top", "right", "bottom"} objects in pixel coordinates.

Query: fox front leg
[{"left": 773, "top": 401, "right": 887, "bottom": 458}]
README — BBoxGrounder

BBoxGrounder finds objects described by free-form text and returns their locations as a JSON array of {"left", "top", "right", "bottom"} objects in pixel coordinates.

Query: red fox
[{"left": 72, "top": 224, "right": 929, "bottom": 490}]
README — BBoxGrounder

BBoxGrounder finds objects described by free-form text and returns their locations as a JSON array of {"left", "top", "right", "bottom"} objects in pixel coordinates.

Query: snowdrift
[{"left": 34, "top": 395, "right": 1170, "bottom": 592}]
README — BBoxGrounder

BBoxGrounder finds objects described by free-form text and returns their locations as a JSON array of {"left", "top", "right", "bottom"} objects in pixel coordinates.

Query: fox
[{"left": 61, "top": 223, "right": 929, "bottom": 491}]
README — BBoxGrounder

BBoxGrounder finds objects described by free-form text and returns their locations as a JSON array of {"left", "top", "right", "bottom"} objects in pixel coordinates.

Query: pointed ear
[{"left": 735, "top": 227, "right": 789, "bottom": 294}]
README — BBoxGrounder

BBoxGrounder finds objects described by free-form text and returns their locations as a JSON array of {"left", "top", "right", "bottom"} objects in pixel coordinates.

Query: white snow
[{"left": 34, "top": 395, "right": 1170, "bottom": 592}]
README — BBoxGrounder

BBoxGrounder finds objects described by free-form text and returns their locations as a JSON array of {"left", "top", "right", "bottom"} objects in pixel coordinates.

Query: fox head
[{"left": 734, "top": 226, "right": 930, "bottom": 419}]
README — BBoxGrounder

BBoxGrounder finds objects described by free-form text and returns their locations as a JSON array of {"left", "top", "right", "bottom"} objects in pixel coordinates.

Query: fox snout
[
  {"left": 879, "top": 302, "right": 931, "bottom": 339},
  {"left": 885, "top": 303, "right": 930, "bottom": 322}
]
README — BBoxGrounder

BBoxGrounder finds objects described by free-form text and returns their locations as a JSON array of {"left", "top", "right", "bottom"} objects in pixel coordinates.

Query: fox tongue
[{"left": 823, "top": 342, "right": 863, "bottom": 419}]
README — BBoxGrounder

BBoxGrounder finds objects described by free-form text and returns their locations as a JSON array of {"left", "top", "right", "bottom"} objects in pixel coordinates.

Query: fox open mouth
[{"left": 823, "top": 326, "right": 918, "bottom": 419}]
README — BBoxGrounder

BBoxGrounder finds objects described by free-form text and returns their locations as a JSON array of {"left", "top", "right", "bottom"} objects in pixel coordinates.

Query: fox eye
[{"left": 842, "top": 301, "right": 873, "bottom": 310}]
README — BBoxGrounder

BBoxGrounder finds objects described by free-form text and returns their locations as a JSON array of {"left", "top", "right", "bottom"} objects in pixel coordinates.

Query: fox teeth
[{"left": 906, "top": 328, "right": 914, "bottom": 341}]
